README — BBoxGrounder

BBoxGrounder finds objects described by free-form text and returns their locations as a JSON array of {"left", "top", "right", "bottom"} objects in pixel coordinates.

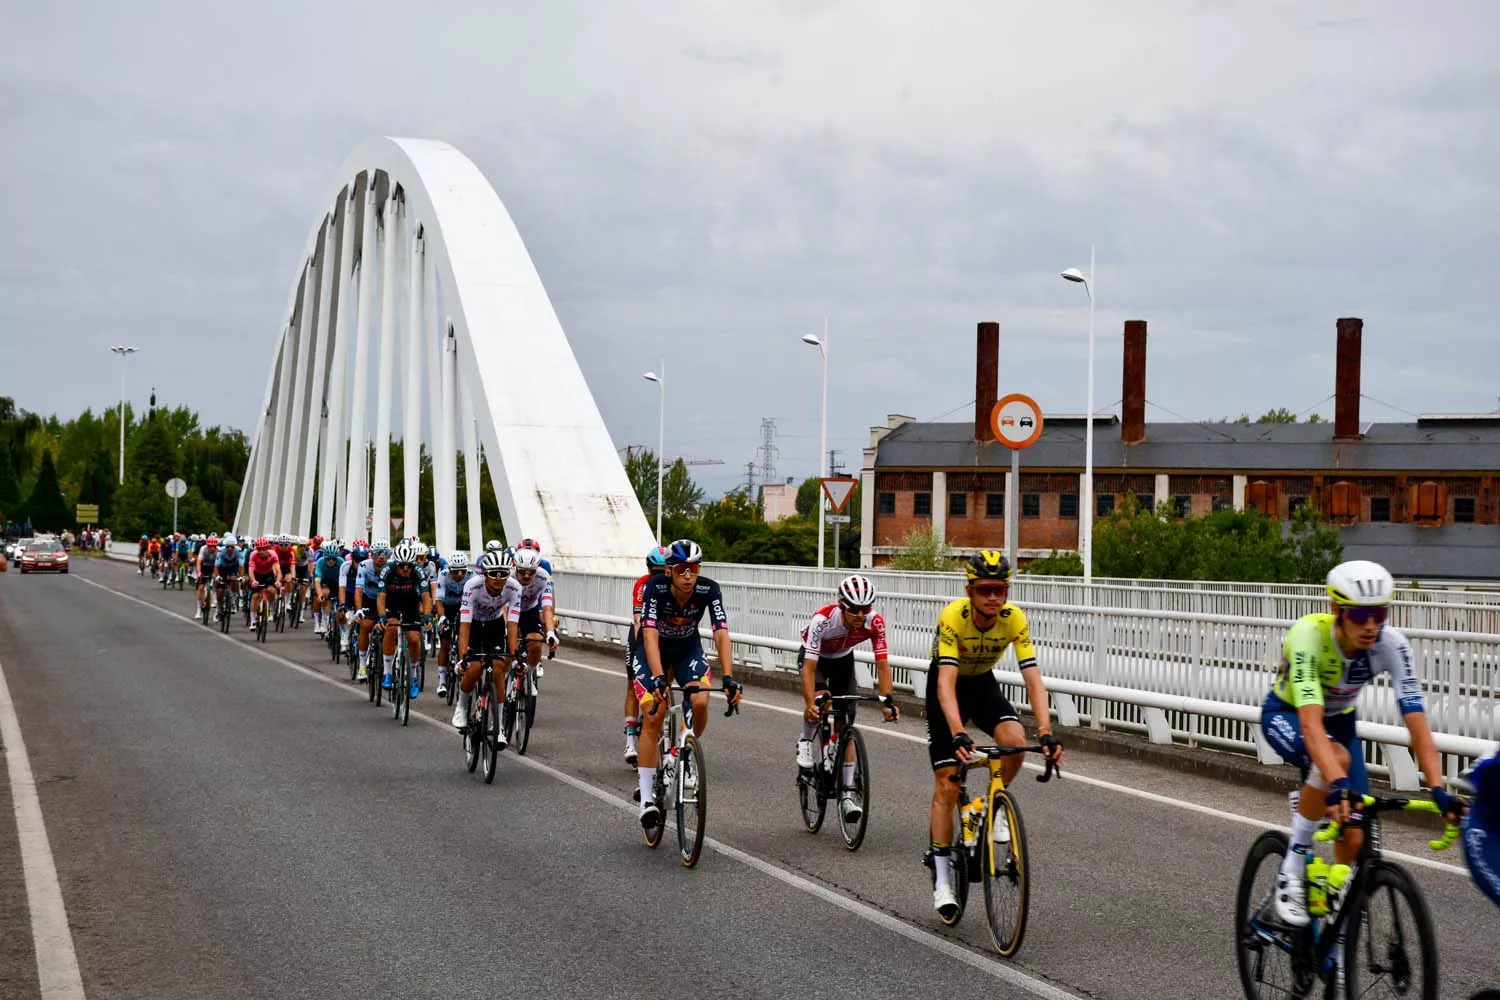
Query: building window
[
  {"left": 986, "top": 493, "right": 1005, "bottom": 517},
  {"left": 1212, "top": 497, "right": 1233, "bottom": 513},
  {"left": 1059, "top": 494, "right": 1079, "bottom": 519},
  {"left": 914, "top": 492, "right": 931, "bottom": 517},
  {"left": 1369, "top": 497, "right": 1391, "bottom": 522},
  {"left": 1096, "top": 494, "right": 1116, "bottom": 517},
  {"left": 1136, "top": 493, "right": 1155, "bottom": 514},
  {"left": 1173, "top": 495, "right": 1192, "bottom": 519},
  {"left": 1022, "top": 494, "right": 1041, "bottom": 518},
  {"left": 878, "top": 492, "right": 895, "bottom": 515},
  {"left": 948, "top": 492, "right": 967, "bottom": 517},
  {"left": 1289, "top": 496, "right": 1308, "bottom": 516},
  {"left": 1455, "top": 497, "right": 1476, "bottom": 523}
]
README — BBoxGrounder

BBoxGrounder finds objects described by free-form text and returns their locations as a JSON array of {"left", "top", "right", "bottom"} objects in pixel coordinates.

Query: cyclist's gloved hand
[
  {"left": 1325, "top": 777, "right": 1359, "bottom": 821},
  {"left": 1039, "top": 732, "right": 1063, "bottom": 761},
  {"left": 879, "top": 693, "right": 900, "bottom": 722},
  {"left": 651, "top": 673, "right": 670, "bottom": 697},
  {"left": 951, "top": 730, "right": 975, "bottom": 761},
  {"left": 545, "top": 629, "right": 558, "bottom": 647},
  {"left": 722, "top": 677, "right": 743, "bottom": 715},
  {"left": 1428, "top": 785, "right": 1464, "bottom": 821}
]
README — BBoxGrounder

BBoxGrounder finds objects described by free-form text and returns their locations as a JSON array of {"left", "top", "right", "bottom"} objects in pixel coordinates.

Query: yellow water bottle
[
  {"left": 1306, "top": 857, "right": 1330, "bottom": 917},
  {"left": 960, "top": 797, "right": 984, "bottom": 848},
  {"left": 1326, "top": 863, "right": 1351, "bottom": 912}
]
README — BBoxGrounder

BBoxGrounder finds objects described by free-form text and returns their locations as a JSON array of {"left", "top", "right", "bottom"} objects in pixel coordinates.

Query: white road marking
[
  {"left": 0, "top": 653, "right": 88, "bottom": 999},
  {"left": 554, "top": 656, "right": 1474, "bottom": 878},
  {"left": 73, "top": 571, "right": 1082, "bottom": 999}
]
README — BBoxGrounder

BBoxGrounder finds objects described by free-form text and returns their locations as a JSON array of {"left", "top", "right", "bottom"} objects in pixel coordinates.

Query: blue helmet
[
  {"left": 351, "top": 545, "right": 369, "bottom": 560},
  {"left": 646, "top": 545, "right": 670, "bottom": 570},
  {"left": 666, "top": 539, "right": 703, "bottom": 565}
]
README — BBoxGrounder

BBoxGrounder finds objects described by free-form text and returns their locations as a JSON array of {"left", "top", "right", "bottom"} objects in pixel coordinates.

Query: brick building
[{"left": 857, "top": 319, "right": 1500, "bottom": 579}]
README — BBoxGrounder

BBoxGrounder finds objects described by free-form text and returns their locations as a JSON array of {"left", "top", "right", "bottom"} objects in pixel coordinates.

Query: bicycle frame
[{"left": 951, "top": 746, "right": 1060, "bottom": 874}]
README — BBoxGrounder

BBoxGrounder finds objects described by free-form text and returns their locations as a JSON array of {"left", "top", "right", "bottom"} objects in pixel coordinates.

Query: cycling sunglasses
[
  {"left": 483, "top": 570, "right": 509, "bottom": 580},
  {"left": 840, "top": 602, "right": 874, "bottom": 616},
  {"left": 971, "top": 583, "right": 1009, "bottom": 599},
  {"left": 671, "top": 563, "right": 702, "bottom": 576},
  {"left": 1344, "top": 605, "right": 1389, "bottom": 626}
]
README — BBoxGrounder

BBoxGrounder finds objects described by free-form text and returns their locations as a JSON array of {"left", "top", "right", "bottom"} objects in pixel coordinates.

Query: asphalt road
[{"left": 1, "top": 556, "right": 1495, "bottom": 999}]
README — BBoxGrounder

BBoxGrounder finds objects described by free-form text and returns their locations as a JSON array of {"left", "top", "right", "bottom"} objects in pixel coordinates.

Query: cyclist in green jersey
[{"left": 1260, "top": 560, "right": 1461, "bottom": 927}]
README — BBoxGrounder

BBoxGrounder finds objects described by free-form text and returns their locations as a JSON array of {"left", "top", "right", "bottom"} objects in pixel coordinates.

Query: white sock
[
  {"left": 383, "top": 654, "right": 395, "bottom": 677},
  {"left": 841, "top": 762, "right": 856, "bottom": 790},
  {"left": 933, "top": 849, "right": 953, "bottom": 890},
  {"left": 799, "top": 721, "right": 818, "bottom": 741},
  {"left": 638, "top": 767, "right": 657, "bottom": 805},
  {"left": 1290, "top": 812, "right": 1318, "bottom": 852}
]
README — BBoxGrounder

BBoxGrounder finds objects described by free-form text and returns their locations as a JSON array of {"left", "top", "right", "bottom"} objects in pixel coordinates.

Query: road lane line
[
  {"left": 72, "top": 571, "right": 1084, "bottom": 998},
  {"left": 0, "top": 654, "right": 88, "bottom": 999},
  {"left": 553, "top": 656, "right": 1475, "bottom": 878}
]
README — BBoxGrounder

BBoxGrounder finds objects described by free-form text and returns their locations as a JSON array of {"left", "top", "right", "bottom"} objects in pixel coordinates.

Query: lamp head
[
  {"left": 642, "top": 372, "right": 660, "bottom": 383},
  {"left": 800, "top": 334, "right": 822, "bottom": 347},
  {"left": 1060, "top": 268, "right": 1087, "bottom": 284}
]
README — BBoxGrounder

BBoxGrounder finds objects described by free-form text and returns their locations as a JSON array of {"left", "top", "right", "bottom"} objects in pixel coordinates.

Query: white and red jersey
[{"left": 801, "top": 604, "right": 888, "bottom": 660}]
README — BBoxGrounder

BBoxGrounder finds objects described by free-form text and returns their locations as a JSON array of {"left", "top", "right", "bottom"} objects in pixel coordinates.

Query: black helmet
[{"left": 964, "top": 549, "right": 1012, "bottom": 583}]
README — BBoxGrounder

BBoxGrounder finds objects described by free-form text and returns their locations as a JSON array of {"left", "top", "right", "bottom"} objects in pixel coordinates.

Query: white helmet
[
  {"left": 485, "top": 539, "right": 504, "bottom": 552},
  {"left": 1326, "top": 560, "right": 1395, "bottom": 607},
  {"left": 837, "top": 574, "right": 877, "bottom": 607},
  {"left": 223, "top": 533, "right": 238, "bottom": 546},
  {"left": 513, "top": 548, "right": 542, "bottom": 572},
  {"left": 478, "top": 549, "right": 512, "bottom": 573},
  {"left": 371, "top": 537, "right": 390, "bottom": 552},
  {"left": 392, "top": 541, "right": 421, "bottom": 565},
  {"left": 447, "top": 551, "right": 470, "bottom": 571}
]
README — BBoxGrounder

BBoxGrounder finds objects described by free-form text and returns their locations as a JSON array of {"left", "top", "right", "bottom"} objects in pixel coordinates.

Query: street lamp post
[
  {"left": 109, "top": 345, "right": 139, "bottom": 484},
  {"left": 1061, "top": 247, "right": 1097, "bottom": 588},
  {"left": 642, "top": 363, "right": 665, "bottom": 544},
  {"left": 801, "top": 321, "right": 829, "bottom": 570}
]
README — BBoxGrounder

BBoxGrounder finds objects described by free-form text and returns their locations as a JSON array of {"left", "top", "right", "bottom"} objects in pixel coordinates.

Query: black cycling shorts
[
  {"left": 924, "top": 663, "right": 1020, "bottom": 770},
  {"left": 516, "top": 606, "right": 545, "bottom": 637},
  {"left": 463, "top": 619, "right": 508, "bottom": 660}
]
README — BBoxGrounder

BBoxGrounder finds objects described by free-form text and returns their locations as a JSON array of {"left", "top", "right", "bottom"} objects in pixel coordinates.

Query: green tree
[
  {"left": 1257, "top": 407, "right": 1299, "bottom": 423},
  {"left": 795, "top": 476, "right": 822, "bottom": 519},
  {"left": 887, "top": 525, "right": 954, "bottom": 571},
  {"left": 625, "top": 448, "right": 660, "bottom": 521},
  {"left": 23, "top": 451, "right": 71, "bottom": 532},
  {"left": 1286, "top": 503, "right": 1343, "bottom": 582},
  {"left": 662, "top": 459, "right": 704, "bottom": 518},
  {"left": 1026, "top": 550, "right": 1083, "bottom": 576}
]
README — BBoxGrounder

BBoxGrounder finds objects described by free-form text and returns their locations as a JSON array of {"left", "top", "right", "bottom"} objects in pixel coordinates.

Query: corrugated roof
[{"left": 874, "top": 419, "right": 1500, "bottom": 473}]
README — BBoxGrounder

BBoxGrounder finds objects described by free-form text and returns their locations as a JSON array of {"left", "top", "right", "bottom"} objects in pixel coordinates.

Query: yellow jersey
[{"left": 930, "top": 598, "right": 1038, "bottom": 676}]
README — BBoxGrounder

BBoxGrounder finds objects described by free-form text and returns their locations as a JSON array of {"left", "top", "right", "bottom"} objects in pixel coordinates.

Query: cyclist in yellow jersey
[
  {"left": 925, "top": 550, "right": 1063, "bottom": 920},
  {"left": 1260, "top": 559, "right": 1461, "bottom": 928}
]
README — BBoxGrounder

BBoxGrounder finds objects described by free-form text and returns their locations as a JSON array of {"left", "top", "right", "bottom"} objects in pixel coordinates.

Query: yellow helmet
[{"left": 964, "top": 549, "right": 1013, "bottom": 583}]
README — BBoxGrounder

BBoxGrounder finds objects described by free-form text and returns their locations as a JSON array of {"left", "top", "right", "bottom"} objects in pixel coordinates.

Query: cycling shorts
[
  {"left": 798, "top": 645, "right": 860, "bottom": 720},
  {"left": 1260, "top": 694, "right": 1370, "bottom": 794},
  {"left": 463, "top": 619, "right": 508, "bottom": 661},
  {"left": 630, "top": 639, "right": 711, "bottom": 707},
  {"left": 295, "top": 563, "right": 309, "bottom": 581},
  {"left": 924, "top": 663, "right": 1020, "bottom": 771},
  {"left": 250, "top": 572, "right": 279, "bottom": 591},
  {"left": 516, "top": 605, "right": 545, "bottom": 637}
]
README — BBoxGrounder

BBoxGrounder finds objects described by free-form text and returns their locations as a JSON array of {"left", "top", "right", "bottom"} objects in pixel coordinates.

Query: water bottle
[
  {"left": 960, "top": 797, "right": 985, "bottom": 849},
  {"left": 1306, "top": 856, "right": 1330, "bottom": 917},
  {"left": 822, "top": 740, "right": 837, "bottom": 772},
  {"left": 1326, "top": 863, "right": 1351, "bottom": 913}
]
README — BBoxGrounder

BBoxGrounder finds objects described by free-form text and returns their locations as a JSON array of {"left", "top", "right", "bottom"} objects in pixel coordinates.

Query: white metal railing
[
  {"left": 701, "top": 562, "right": 1500, "bottom": 635},
  {"left": 553, "top": 570, "right": 1498, "bottom": 789}
]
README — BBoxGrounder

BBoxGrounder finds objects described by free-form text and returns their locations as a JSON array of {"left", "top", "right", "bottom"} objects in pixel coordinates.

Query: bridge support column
[
  {"left": 461, "top": 370, "right": 483, "bottom": 552},
  {"left": 319, "top": 188, "right": 356, "bottom": 540},
  {"left": 403, "top": 232, "right": 425, "bottom": 539},
  {"left": 341, "top": 182, "right": 378, "bottom": 543},
  {"left": 372, "top": 195, "right": 402, "bottom": 542}
]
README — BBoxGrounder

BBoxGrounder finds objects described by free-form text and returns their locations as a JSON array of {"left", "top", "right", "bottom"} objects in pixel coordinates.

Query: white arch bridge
[{"left": 233, "top": 137, "right": 654, "bottom": 574}]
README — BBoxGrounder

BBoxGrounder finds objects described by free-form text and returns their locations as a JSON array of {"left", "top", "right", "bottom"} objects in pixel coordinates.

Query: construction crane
[{"left": 619, "top": 445, "right": 724, "bottom": 466}]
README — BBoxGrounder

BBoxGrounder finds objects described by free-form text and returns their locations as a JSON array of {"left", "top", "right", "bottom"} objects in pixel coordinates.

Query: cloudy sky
[{"left": 4, "top": 1, "right": 1497, "bottom": 497}]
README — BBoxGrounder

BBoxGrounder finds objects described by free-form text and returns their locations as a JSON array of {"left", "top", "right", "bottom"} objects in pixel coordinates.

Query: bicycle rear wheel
[
  {"left": 514, "top": 692, "right": 535, "bottom": 756},
  {"left": 981, "top": 788, "right": 1029, "bottom": 957},
  {"left": 481, "top": 679, "right": 500, "bottom": 784},
  {"left": 1235, "top": 829, "right": 1316, "bottom": 1000},
  {"left": 837, "top": 727, "right": 871, "bottom": 851},
  {"left": 1345, "top": 860, "right": 1438, "bottom": 1000},
  {"left": 797, "top": 763, "right": 827, "bottom": 834},
  {"left": 676, "top": 734, "right": 708, "bottom": 868}
]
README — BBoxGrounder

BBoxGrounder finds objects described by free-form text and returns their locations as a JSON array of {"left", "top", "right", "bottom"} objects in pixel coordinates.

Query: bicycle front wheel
[
  {"left": 481, "top": 679, "right": 500, "bottom": 784},
  {"left": 1345, "top": 860, "right": 1439, "bottom": 1000},
  {"left": 837, "top": 727, "right": 871, "bottom": 851},
  {"left": 798, "top": 761, "right": 827, "bottom": 834},
  {"left": 981, "top": 788, "right": 1029, "bottom": 957},
  {"left": 393, "top": 653, "right": 407, "bottom": 724},
  {"left": 676, "top": 734, "right": 708, "bottom": 868},
  {"left": 514, "top": 693, "right": 535, "bottom": 756}
]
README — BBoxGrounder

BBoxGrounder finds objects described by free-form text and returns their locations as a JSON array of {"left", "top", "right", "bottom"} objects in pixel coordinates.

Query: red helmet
[
  {"left": 310, "top": 534, "right": 324, "bottom": 548},
  {"left": 353, "top": 538, "right": 368, "bottom": 549},
  {"left": 255, "top": 537, "right": 271, "bottom": 550},
  {"left": 518, "top": 537, "right": 542, "bottom": 553},
  {"left": 206, "top": 534, "right": 219, "bottom": 545}
]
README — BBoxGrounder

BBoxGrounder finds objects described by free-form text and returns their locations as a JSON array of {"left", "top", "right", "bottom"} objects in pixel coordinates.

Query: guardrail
[
  {"left": 701, "top": 562, "right": 1500, "bottom": 634},
  {"left": 553, "top": 570, "right": 1498, "bottom": 789}
]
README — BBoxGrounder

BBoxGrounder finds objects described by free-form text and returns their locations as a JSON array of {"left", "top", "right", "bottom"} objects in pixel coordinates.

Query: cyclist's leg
[
  {"left": 972, "top": 676, "right": 1026, "bottom": 786},
  {"left": 820, "top": 656, "right": 858, "bottom": 764},
  {"left": 925, "top": 662, "right": 968, "bottom": 911},
  {"left": 676, "top": 646, "right": 712, "bottom": 739},
  {"left": 1325, "top": 712, "right": 1365, "bottom": 863},
  {"left": 623, "top": 640, "right": 641, "bottom": 759},
  {"left": 380, "top": 612, "right": 400, "bottom": 685},
  {"left": 630, "top": 645, "right": 668, "bottom": 813}
]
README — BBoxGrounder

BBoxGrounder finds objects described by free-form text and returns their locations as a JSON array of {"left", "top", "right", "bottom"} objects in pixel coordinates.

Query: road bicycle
[
  {"left": 460, "top": 645, "right": 508, "bottom": 784},
  {"left": 1234, "top": 793, "right": 1460, "bottom": 1000},
  {"left": 796, "top": 692, "right": 886, "bottom": 850},
  {"left": 384, "top": 617, "right": 425, "bottom": 727},
  {"left": 640, "top": 683, "right": 737, "bottom": 869},
  {"left": 501, "top": 637, "right": 555, "bottom": 756},
  {"left": 926, "top": 743, "right": 1060, "bottom": 957}
]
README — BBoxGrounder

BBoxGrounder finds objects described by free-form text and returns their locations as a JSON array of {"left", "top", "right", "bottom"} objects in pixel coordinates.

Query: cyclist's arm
[
  {"left": 376, "top": 590, "right": 387, "bottom": 618},
  {"left": 801, "top": 613, "right": 826, "bottom": 711},
  {"left": 1383, "top": 631, "right": 1445, "bottom": 793},
  {"left": 873, "top": 654, "right": 895, "bottom": 700},
  {"left": 1008, "top": 609, "right": 1052, "bottom": 738},
  {"left": 1403, "top": 710, "right": 1447, "bottom": 793},
  {"left": 935, "top": 663, "right": 966, "bottom": 738},
  {"left": 712, "top": 627, "right": 734, "bottom": 683}
]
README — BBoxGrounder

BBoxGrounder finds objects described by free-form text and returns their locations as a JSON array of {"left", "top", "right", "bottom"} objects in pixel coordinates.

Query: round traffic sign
[
  {"left": 990, "top": 394, "right": 1044, "bottom": 449},
  {"left": 164, "top": 477, "right": 187, "bottom": 499}
]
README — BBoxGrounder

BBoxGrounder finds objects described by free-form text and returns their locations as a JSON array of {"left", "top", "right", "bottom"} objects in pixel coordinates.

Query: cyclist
[
  {"left": 633, "top": 539, "right": 743, "bottom": 830},
  {"left": 147, "top": 535, "right": 162, "bottom": 577},
  {"left": 312, "top": 542, "right": 342, "bottom": 636},
  {"left": 172, "top": 533, "right": 192, "bottom": 582},
  {"left": 503, "top": 547, "right": 557, "bottom": 679},
  {"left": 435, "top": 551, "right": 471, "bottom": 699},
  {"left": 192, "top": 534, "right": 220, "bottom": 619},
  {"left": 376, "top": 542, "right": 432, "bottom": 698},
  {"left": 795, "top": 574, "right": 900, "bottom": 825},
  {"left": 452, "top": 548, "right": 514, "bottom": 741},
  {"left": 246, "top": 537, "right": 282, "bottom": 630},
  {"left": 623, "top": 546, "right": 670, "bottom": 766},
  {"left": 213, "top": 534, "right": 243, "bottom": 618},
  {"left": 1462, "top": 748, "right": 1500, "bottom": 906},
  {"left": 351, "top": 543, "right": 390, "bottom": 680},
  {"left": 137, "top": 534, "right": 150, "bottom": 574},
  {"left": 926, "top": 550, "right": 1063, "bottom": 921},
  {"left": 337, "top": 541, "right": 368, "bottom": 659},
  {"left": 516, "top": 536, "right": 553, "bottom": 575},
  {"left": 1261, "top": 559, "right": 1460, "bottom": 927}
]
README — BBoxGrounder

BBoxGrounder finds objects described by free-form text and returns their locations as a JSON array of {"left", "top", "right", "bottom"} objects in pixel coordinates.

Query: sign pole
[
  {"left": 173, "top": 496, "right": 179, "bottom": 535},
  {"left": 990, "top": 393, "right": 1044, "bottom": 573},
  {"left": 1007, "top": 447, "right": 1019, "bottom": 569},
  {"left": 833, "top": 518, "right": 840, "bottom": 569}
]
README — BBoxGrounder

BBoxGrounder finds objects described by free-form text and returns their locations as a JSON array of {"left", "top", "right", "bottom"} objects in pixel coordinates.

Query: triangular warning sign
[
  {"left": 820, "top": 477, "right": 859, "bottom": 513},
  {"left": 391, "top": 516, "right": 405, "bottom": 533}
]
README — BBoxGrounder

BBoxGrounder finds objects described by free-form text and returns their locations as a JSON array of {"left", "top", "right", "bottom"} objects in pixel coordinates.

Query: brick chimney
[
  {"left": 1122, "top": 320, "right": 1147, "bottom": 445},
  {"left": 1334, "top": 317, "right": 1362, "bottom": 440},
  {"left": 975, "top": 321, "right": 999, "bottom": 442}
]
